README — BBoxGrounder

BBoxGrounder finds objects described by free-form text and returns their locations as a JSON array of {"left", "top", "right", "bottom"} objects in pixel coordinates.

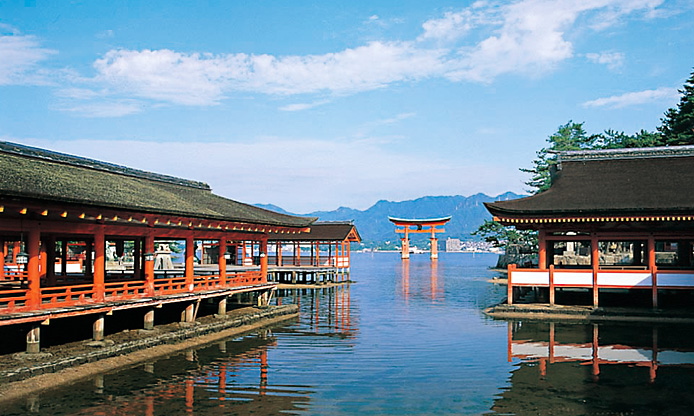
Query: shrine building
[
  {"left": 0, "top": 141, "right": 315, "bottom": 352},
  {"left": 484, "top": 145, "right": 694, "bottom": 309},
  {"left": 267, "top": 221, "right": 361, "bottom": 284}
]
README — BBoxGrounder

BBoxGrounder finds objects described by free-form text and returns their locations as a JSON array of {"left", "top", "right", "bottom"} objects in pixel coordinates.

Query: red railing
[
  {"left": 104, "top": 280, "right": 147, "bottom": 300},
  {"left": 3, "top": 270, "right": 28, "bottom": 281},
  {"left": 41, "top": 283, "right": 94, "bottom": 308},
  {"left": 0, "top": 269, "right": 268, "bottom": 314},
  {"left": 0, "top": 289, "right": 28, "bottom": 312},
  {"left": 153, "top": 277, "right": 189, "bottom": 295}
]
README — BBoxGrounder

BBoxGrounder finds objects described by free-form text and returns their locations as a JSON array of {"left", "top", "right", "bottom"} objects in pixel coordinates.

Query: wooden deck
[{"left": 267, "top": 265, "right": 348, "bottom": 284}]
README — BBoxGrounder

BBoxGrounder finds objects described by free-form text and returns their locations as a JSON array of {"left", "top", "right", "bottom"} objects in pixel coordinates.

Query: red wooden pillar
[
  {"left": 549, "top": 264, "right": 555, "bottom": 305},
  {"left": 45, "top": 237, "right": 56, "bottom": 286},
  {"left": 315, "top": 242, "right": 320, "bottom": 266},
  {"left": 296, "top": 242, "right": 301, "bottom": 266},
  {"left": 507, "top": 264, "right": 514, "bottom": 305},
  {"left": 648, "top": 235, "right": 657, "bottom": 309},
  {"left": 133, "top": 237, "right": 141, "bottom": 280},
  {"left": 39, "top": 241, "right": 47, "bottom": 280},
  {"left": 329, "top": 242, "right": 333, "bottom": 265},
  {"left": 27, "top": 226, "right": 41, "bottom": 309},
  {"left": 186, "top": 234, "right": 194, "bottom": 291},
  {"left": 401, "top": 229, "right": 410, "bottom": 260},
  {"left": 430, "top": 227, "right": 438, "bottom": 260},
  {"left": 277, "top": 241, "right": 282, "bottom": 266},
  {"left": 538, "top": 229, "right": 547, "bottom": 269},
  {"left": 260, "top": 237, "right": 268, "bottom": 283},
  {"left": 145, "top": 234, "right": 155, "bottom": 296},
  {"left": 0, "top": 239, "right": 5, "bottom": 280},
  {"left": 592, "top": 324, "right": 600, "bottom": 381},
  {"left": 591, "top": 233, "right": 599, "bottom": 308},
  {"left": 241, "top": 241, "right": 247, "bottom": 266},
  {"left": 60, "top": 239, "right": 68, "bottom": 276},
  {"left": 219, "top": 238, "right": 227, "bottom": 287},
  {"left": 85, "top": 240, "right": 93, "bottom": 277},
  {"left": 94, "top": 226, "right": 105, "bottom": 302}
]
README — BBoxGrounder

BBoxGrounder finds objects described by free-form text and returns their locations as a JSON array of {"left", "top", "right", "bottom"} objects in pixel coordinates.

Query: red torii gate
[{"left": 389, "top": 216, "right": 451, "bottom": 260}]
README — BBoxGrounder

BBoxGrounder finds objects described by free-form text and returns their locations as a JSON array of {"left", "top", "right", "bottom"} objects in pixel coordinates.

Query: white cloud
[
  {"left": 445, "top": 0, "right": 663, "bottom": 82},
  {"left": 10, "top": 137, "right": 520, "bottom": 213},
  {"left": 85, "top": 0, "right": 661, "bottom": 107},
  {"left": 93, "top": 42, "right": 447, "bottom": 105},
  {"left": 586, "top": 51, "right": 625, "bottom": 71},
  {"left": 5, "top": 0, "right": 659, "bottom": 114},
  {"left": 278, "top": 100, "right": 331, "bottom": 112},
  {"left": 582, "top": 87, "right": 678, "bottom": 108},
  {"left": 96, "top": 29, "right": 115, "bottom": 39},
  {"left": 59, "top": 100, "right": 143, "bottom": 117},
  {"left": 0, "top": 29, "right": 56, "bottom": 85}
]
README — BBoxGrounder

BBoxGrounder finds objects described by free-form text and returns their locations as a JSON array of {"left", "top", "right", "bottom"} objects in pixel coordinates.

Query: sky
[{"left": 1, "top": 0, "right": 693, "bottom": 213}]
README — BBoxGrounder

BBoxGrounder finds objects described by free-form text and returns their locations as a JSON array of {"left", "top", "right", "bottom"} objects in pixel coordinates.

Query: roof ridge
[
  {"left": 0, "top": 141, "right": 211, "bottom": 190},
  {"left": 560, "top": 145, "right": 694, "bottom": 162}
]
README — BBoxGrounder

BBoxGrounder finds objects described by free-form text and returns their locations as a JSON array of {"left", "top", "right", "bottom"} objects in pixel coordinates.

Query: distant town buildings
[{"left": 445, "top": 237, "right": 497, "bottom": 252}]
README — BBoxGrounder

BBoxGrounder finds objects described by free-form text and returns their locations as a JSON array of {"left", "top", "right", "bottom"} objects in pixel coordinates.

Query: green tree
[
  {"left": 471, "top": 219, "right": 537, "bottom": 251},
  {"left": 520, "top": 121, "right": 600, "bottom": 194},
  {"left": 658, "top": 69, "right": 694, "bottom": 145},
  {"left": 597, "top": 129, "right": 664, "bottom": 149}
]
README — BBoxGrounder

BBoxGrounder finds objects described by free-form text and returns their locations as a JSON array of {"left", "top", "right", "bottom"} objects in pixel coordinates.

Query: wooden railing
[
  {"left": 41, "top": 283, "right": 94, "bottom": 307},
  {"left": 0, "top": 289, "right": 28, "bottom": 312},
  {"left": 0, "top": 269, "right": 268, "bottom": 314}
]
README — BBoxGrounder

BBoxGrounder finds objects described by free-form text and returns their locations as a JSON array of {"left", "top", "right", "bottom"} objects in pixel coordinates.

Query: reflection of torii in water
[{"left": 154, "top": 242, "right": 174, "bottom": 269}]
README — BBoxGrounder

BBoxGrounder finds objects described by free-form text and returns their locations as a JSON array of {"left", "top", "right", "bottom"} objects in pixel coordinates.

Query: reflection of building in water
[
  {"left": 276, "top": 285, "right": 354, "bottom": 336},
  {"left": 492, "top": 321, "right": 694, "bottom": 415},
  {"left": 23, "top": 335, "right": 312, "bottom": 416}
]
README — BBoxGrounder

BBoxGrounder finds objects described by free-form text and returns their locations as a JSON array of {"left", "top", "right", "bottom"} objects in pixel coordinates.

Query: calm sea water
[{"left": 4, "top": 252, "right": 694, "bottom": 415}]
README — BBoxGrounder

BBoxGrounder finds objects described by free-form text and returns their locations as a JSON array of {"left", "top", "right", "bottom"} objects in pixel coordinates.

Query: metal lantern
[{"left": 224, "top": 251, "right": 232, "bottom": 260}]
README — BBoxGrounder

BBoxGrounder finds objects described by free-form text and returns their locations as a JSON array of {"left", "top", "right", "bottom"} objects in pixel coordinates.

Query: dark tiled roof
[
  {"left": 268, "top": 222, "right": 361, "bottom": 242},
  {"left": 485, "top": 146, "right": 694, "bottom": 218},
  {"left": 0, "top": 141, "right": 315, "bottom": 228}
]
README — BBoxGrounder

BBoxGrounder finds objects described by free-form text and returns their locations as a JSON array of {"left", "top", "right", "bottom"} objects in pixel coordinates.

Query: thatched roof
[
  {"left": 0, "top": 141, "right": 315, "bottom": 228},
  {"left": 268, "top": 222, "right": 361, "bottom": 242},
  {"left": 485, "top": 145, "right": 694, "bottom": 220}
]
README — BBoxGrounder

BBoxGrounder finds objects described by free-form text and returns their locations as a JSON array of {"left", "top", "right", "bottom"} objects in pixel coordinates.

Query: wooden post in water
[
  {"left": 93, "top": 313, "right": 105, "bottom": 341},
  {"left": 144, "top": 307, "right": 155, "bottom": 330},
  {"left": 26, "top": 325, "right": 40, "bottom": 354}
]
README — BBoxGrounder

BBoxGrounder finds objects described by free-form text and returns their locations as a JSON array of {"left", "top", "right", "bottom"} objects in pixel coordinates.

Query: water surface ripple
[{"left": 4, "top": 252, "right": 694, "bottom": 415}]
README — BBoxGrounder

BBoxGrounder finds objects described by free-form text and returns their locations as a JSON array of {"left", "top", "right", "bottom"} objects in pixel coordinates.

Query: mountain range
[{"left": 256, "top": 192, "right": 523, "bottom": 243}]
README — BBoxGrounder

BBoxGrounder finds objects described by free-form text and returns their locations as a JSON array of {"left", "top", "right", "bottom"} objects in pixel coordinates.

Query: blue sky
[{"left": 1, "top": 0, "right": 693, "bottom": 213}]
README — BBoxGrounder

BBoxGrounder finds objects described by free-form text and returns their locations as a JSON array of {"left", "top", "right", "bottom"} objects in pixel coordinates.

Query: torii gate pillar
[
  {"left": 401, "top": 229, "right": 410, "bottom": 260},
  {"left": 389, "top": 216, "right": 451, "bottom": 262}
]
